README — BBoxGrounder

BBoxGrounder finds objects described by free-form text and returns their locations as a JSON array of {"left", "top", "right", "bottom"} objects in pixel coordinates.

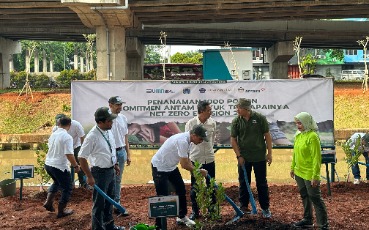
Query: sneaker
[
  {"left": 262, "top": 208, "right": 272, "bottom": 218},
  {"left": 189, "top": 212, "right": 199, "bottom": 220},
  {"left": 240, "top": 206, "right": 251, "bottom": 214},
  {"left": 353, "top": 178, "right": 360, "bottom": 185},
  {"left": 176, "top": 216, "right": 196, "bottom": 227},
  {"left": 293, "top": 219, "right": 314, "bottom": 228}
]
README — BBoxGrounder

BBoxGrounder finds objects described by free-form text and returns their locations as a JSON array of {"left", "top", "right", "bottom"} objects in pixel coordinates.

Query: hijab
[{"left": 294, "top": 112, "right": 318, "bottom": 133}]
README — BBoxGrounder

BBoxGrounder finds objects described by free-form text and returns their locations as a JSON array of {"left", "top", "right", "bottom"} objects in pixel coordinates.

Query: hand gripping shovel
[
  {"left": 242, "top": 164, "right": 257, "bottom": 214},
  {"left": 93, "top": 184, "right": 127, "bottom": 214},
  {"left": 206, "top": 175, "right": 244, "bottom": 225}
]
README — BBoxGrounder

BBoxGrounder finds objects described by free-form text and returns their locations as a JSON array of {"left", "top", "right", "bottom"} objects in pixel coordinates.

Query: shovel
[
  {"left": 206, "top": 175, "right": 244, "bottom": 225},
  {"left": 242, "top": 164, "right": 257, "bottom": 214},
  {"left": 93, "top": 184, "right": 127, "bottom": 214}
]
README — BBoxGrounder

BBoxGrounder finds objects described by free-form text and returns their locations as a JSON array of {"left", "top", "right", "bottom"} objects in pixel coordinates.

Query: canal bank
[{"left": 1, "top": 128, "right": 367, "bottom": 150}]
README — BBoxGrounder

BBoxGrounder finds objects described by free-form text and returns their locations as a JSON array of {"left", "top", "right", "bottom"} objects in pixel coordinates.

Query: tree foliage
[
  {"left": 322, "top": 49, "right": 344, "bottom": 61},
  {"left": 300, "top": 53, "right": 317, "bottom": 75},
  {"left": 171, "top": 51, "right": 203, "bottom": 64},
  {"left": 144, "top": 45, "right": 162, "bottom": 64},
  {"left": 13, "top": 40, "right": 94, "bottom": 72}
]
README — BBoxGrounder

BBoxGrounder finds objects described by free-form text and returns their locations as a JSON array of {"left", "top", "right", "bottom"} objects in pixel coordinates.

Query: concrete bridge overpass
[{"left": 1, "top": 0, "right": 369, "bottom": 88}]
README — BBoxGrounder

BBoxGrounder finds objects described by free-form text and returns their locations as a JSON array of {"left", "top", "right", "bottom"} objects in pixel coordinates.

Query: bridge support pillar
[
  {"left": 126, "top": 37, "right": 144, "bottom": 80},
  {"left": 266, "top": 41, "right": 294, "bottom": 79},
  {"left": 0, "top": 37, "right": 21, "bottom": 89},
  {"left": 96, "top": 26, "right": 127, "bottom": 80}
]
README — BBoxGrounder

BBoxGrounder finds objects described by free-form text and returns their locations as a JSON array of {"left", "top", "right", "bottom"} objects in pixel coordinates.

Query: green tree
[
  {"left": 323, "top": 49, "right": 344, "bottom": 62},
  {"left": 144, "top": 45, "right": 161, "bottom": 64},
  {"left": 171, "top": 51, "right": 203, "bottom": 64},
  {"left": 300, "top": 53, "right": 317, "bottom": 75}
]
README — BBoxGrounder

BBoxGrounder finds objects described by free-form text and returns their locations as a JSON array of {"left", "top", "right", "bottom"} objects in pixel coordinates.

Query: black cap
[
  {"left": 94, "top": 107, "right": 117, "bottom": 121},
  {"left": 108, "top": 96, "right": 124, "bottom": 105},
  {"left": 191, "top": 125, "right": 209, "bottom": 142}
]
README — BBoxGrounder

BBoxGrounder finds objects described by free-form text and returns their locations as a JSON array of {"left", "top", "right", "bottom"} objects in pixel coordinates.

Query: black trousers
[
  {"left": 151, "top": 165, "right": 187, "bottom": 229},
  {"left": 238, "top": 160, "right": 270, "bottom": 210}
]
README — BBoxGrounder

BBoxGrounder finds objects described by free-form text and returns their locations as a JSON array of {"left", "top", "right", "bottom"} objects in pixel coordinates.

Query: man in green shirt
[{"left": 230, "top": 98, "right": 272, "bottom": 218}]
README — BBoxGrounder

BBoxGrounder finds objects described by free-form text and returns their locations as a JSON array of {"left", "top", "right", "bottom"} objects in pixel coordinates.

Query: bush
[
  {"left": 55, "top": 69, "right": 96, "bottom": 88},
  {"left": 10, "top": 71, "right": 54, "bottom": 89}
]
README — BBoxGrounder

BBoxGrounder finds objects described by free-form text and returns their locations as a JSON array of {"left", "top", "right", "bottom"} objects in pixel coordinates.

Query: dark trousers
[
  {"left": 352, "top": 151, "right": 369, "bottom": 180},
  {"left": 295, "top": 175, "right": 329, "bottom": 229},
  {"left": 238, "top": 160, "right": 270, "bottom": 210},
  {"left": 73, "top": 146, "right": 86, "bottom": 186},
  {"left": 44, "top": 164, "right": 72, "bottom": 204},
  {"left": 91, "top": 167, "right": 116, "bottom": 230},
  {"left": 151, "top": 165, "right": 187, "bottom": 229},
  {"left": 190, "top": 161, "right": 216, "bottom": 215}
]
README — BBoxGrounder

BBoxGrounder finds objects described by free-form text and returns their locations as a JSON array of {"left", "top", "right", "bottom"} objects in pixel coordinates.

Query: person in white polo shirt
[
  {"left": 151, "top": 125, "right": 208, "bottom": 229},
  {"left": 108, "top": 96, "right": 131, "bottom": 215},
  {"left": 53, "top": 114, "right": 86, "bottom": 188},
  {"left": 43, "top": 116, "right": 80, "bottom": 218},
  {"left": 185, "top": 100, "right": 216, "bottom": 220},
  {"left": 78, "top": 107, "right": 125, "bottom": 230}
]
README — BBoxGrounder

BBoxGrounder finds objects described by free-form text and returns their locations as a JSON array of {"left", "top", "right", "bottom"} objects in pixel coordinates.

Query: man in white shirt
[
  {"left": 185, "top": 100, "right": 216, "bottom": 220},
  {"left": 347, "top": 132, "right": 369, "bottom": 184},
  {"left": 54, "top": 114, "right": 86, "bottom": 188},
  {"left": 78, "top": 107, "right": 125, "bottom": 230},
  {"left": 151, "top": 125, "right": 208, "bottom": 229},
  {"left": 108, "top": 96, "right": 131, "bottom": 215},
  {"left": 43, "top": 116, "right": 80, "bottom": 218}
]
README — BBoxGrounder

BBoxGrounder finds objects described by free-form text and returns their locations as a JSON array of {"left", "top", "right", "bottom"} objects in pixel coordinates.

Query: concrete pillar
[
  {"left": 74, "top": 48, "right": 78, "bottom": 70},
  {"left": 96, "top": 26, "right": 126, "bottom": 80},
  {"left": 26, "top": 49, "right": 31, "bottom": 73},
  {"left": 9, "top": 55, "right": 14, "bottom": 72},
  {"left": 0, "top": 37, "right": 21, "bottom": 89},
  {"left": 34, "top": 49, "right": 39, "bottom": 73},
  {"left": 42, "top": 50, "right": 47, "bottom": 72},
  {"left": 266, "top": 41, "right": 294, "bottom": 79},
  {"left": 85, "top": 52, "right": 89, "bottom": 72},
  {"left": 80, "top": 56, "right": 84, "bottom": 73},
  {"left": 126, "top": 37, "right": 144, "bottom": 80},
  {"left": 50, "top": 53, "right": 54, "bottom": 73}
]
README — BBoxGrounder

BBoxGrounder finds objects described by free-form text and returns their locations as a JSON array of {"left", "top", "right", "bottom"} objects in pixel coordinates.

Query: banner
[{"left": 72, "top": 79, "right": 334, "bottom": 147}]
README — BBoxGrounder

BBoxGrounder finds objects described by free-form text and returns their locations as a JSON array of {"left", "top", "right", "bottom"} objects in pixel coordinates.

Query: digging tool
[
  {"left": 206, "top": 175, "right": 244, "bottom": 225},
  {"left": 93, "top": 184, "right": 127, "bottom": 214},
  {"left": 242, "top": 164, "right": 257, "bottom": 214}
]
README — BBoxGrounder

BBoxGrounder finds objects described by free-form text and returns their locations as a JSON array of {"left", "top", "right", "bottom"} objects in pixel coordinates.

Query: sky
[{"left": 169, "top": 45, "right": 220, "bottom": 55}]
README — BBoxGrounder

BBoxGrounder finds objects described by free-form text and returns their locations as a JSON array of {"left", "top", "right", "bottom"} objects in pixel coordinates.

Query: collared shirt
[
  {"left": 185, "top": 116, "right": 216, "bottom": 164},
  {"left": 52, "top": 120, "right": 85, "bottom": 149},
  {"left": 151, "top": 132, "right": 191, "bottom": 172},
  {"left": 348, "top": 132, "right": 366, "bottom": 151},
  {"left": 45, "top": 127, "right": 74, "bottom": 172},
  {"left": 79, "top": 125, "right": 117, "bottom": 168},
  {"left": 230, "top": 111, "right": 269, "bottom": 162},
  {"left": 111, "top": 113, "right": 128, "bottom": 149}
]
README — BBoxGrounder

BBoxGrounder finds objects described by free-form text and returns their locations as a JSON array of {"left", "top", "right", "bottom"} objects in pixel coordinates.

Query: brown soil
[{"left": 0, "top": 182, "right": 368, "bottom": 229}]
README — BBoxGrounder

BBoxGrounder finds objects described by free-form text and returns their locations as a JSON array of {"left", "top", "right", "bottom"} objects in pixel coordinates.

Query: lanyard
[{"left": 97, "top": 126, "right": 112, "bottom": 153}]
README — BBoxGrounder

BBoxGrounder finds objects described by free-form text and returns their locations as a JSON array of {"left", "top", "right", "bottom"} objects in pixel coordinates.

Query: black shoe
[
  {"left": 293, "top": 219, "right": 314, "bottom": 228},
  {"left": 240, "top": 206, "right": 251, "bottom": 214},
  {"left": 114, "top": 208, "right": 129, "bottom": 217},
  {"left": 111, "top": 226, "right": 125, "bottom": 230},
  {"left": 189, "top": 212, "right": 199, "bottom": 220}
]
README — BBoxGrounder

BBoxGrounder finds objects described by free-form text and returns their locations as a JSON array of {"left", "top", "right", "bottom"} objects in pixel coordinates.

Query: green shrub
[
  {"left": 32, "top": 73, "right": 51, "bottom": 88},
  {"left": 55, "top": 69, "right": 95, "bottom": 88},
  {"left": 35, "top": 143, "right": 51, "bottom": 190}
]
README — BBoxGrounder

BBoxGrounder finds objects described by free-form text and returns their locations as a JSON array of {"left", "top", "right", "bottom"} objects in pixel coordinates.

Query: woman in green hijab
[{"left": 290, "top": 112, "right": 329, "bottom": 229}]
